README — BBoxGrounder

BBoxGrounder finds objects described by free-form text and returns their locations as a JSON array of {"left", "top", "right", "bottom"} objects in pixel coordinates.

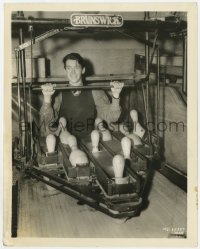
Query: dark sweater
[{"left": 59, "top": 90, "right": 96, "bottom": 135}]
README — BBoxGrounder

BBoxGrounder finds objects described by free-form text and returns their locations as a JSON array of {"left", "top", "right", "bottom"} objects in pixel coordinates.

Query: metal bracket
[{"left": 15, "top": 29, "right": 62, "bottom": 51}]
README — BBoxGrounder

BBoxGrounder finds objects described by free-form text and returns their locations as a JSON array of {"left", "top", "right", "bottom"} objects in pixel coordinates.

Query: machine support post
[
  {"left": 144, "top": 13, "right": 150, "bottom": 123},
  {"left": 156, "top": 48, "right": 160, "bottom": 140},
  {"left": 19, "top": 27, "right": 28, "bottom": 159},
  {"left": 15, "top": 50, "right": 22, "bottom": 154},
  {"left": 145, "top": 31, "right": 151, "bottom": 144},
  {"left": 145, "top": 32, "right": 149, "bottom": 114},
  {"left": 28, "top": 25, "right": 34, "bottom": 158}
]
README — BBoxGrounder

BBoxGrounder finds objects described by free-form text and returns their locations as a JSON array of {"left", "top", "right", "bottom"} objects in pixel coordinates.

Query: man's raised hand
[
  {"left": 110, "top": 81, "right": 124, "bottom": 99},
  {"left": 41, "top": 83, "right": 56, "bottom": 103}
]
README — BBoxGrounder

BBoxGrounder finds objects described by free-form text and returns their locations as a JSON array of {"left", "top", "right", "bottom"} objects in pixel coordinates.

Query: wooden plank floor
[{"left": 17, "top": 171, "right": 187, "bottom": 238}]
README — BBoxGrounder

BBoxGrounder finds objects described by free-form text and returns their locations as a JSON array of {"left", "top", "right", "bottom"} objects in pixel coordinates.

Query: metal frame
[
  {"left": 13, "top": 14, "right": 164, "bottom": 160},
  {"left": 12, "top": 16, "right": 186, "bottom": 32},
  {"left": 12, "top": 12, "right": 187, "bottom": 163},
  {"left": 12, "top": 12, "right": 187, "bottom": 223},
  {"left": 27, "top": 166, "right": 142, "bottom": 218}
]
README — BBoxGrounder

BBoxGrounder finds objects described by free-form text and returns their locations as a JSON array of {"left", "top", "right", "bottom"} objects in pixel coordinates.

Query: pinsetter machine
[
  {"left": 12, "top": 12, "right": 187, "bottom": 218},
  {"left": 28, "top": 117, "right": 155, "bottom": 218}
]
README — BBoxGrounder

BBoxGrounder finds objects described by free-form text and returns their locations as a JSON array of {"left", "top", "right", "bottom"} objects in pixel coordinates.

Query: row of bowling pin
[
  {"left": 120, "top": 109, "right": 145, "bottom": 146},
  {"left": 91, "top": 119, "right": 132, "bottom": 158},
  {"left": 46, "top": 133, "right": 128, "bottom": 184},
  {"left": 46, "top": 117, "right": 89, "bottom": 168},
  {"left": 91, "top": 119, "right": 132, "bottom": 181},
  {"left": 47, "top": 130, "right": 130, "bottom": 184},
  {"left": 91, "top": 130, "right": 132, "bottom": 184}
]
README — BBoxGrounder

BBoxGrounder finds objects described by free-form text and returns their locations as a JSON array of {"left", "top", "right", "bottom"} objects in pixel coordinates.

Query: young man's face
[{"left": 65, "top": 59, "right": 85, "bottom": 86}]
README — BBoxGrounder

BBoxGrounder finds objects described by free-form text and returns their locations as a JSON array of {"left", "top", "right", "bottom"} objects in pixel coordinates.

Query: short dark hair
[{"left": 63, "top": 53, "right": 85, "bottom": 69}]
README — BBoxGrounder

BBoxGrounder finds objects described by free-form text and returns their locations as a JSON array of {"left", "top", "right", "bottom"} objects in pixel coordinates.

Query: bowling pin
[
  {"left": 130, "top": 110, "right": 145, "bottom": 138},
  {"left": 46, "top": 134, "right": 56, "bottom": 153},
  {"left": 91, "top": 130, "right": 100, "bottom": 153},
  {"left": 59, "top": 117, "right": 71, "bottom": 144},
  {"left": 69, "top": 149, "right": 89, "bottom": 167},
  {"left": 95, "top": 118, "right": 112, "bottom": 141},
  {"left": 121, "top": 137, "right": 131, "bottom": 159},
  {"left": 112, "top": 155, "right": 125, "bottom": 183},
  {"left": 67, "top": 135, "right": 78, "bottom": 151}
]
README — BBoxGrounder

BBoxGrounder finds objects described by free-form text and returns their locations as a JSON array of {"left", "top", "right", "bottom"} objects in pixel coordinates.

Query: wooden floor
[{"left": 17, "top": 170, "right": 187, "bottom": 238}]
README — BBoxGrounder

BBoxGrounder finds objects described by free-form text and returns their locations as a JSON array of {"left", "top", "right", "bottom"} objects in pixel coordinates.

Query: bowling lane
[{"left": 17, "top": 170, "right": 187, "bottom": 238}]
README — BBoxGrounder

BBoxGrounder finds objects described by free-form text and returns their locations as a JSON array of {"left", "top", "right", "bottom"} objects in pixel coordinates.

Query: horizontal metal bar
[
  {"left": 115, "top": 29, "right": 156, "bottom": 48},
  {"left": 122, "top": 19, "right": 186, "bottom": 32},
  {"left": 12, "top": 17, "right": 71, "bottom": 26},
  {"left": 32, "top": 82, "right": 136, "bottom": 91},
  {"left": 12, "top": 74, "right": 135, "bottom": 84},
  {"left": 12, "top": 82, "right": 137, "bottom": 90},
  {"left": 12, "top": 83, "right": 137, "bottom": 91},
  {"left": 12, "top": 17, "right": 186, "bottom": 32}
]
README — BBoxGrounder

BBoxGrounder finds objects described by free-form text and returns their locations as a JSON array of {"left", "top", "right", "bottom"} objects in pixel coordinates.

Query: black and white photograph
[{"left": 3, "top": 2, "right": 198, "bottom": 247}]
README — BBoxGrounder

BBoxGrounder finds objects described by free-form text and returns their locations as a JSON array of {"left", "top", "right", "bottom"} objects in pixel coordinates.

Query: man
[{"left": 39, "top": 53, "right": 124, "bottom": 136}]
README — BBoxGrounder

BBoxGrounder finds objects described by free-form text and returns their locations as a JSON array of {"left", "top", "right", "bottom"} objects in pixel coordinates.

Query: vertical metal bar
[
  {"left": 183, "top": 34, "right": 187, "bottom": 95},
  {"left": 29, "top": 25, "right": 33, "bottom": 88},
  {"left": 141, "top": 84, "right": 148, "bottom": 125},
  {"left": 156, "top": 48, "right": 160, "bottom": 138},
  {"left": 127, "top": 90, "right": 131, "bottom": 127},
  {"left": 145, "top": 32, "right": 149, "bottom": 74},
  {"left": 19, "top": 27, "right": 28, "bottom": 158},
  {"left": 141, "top": 84, "right": 151, "bottom": 143},
  {"left": 29, "top": 25, "right": 33, "bottom": 158},
  {"left": 145, "top": 31, "right": 149, "bottom": 107},
  {"left": 145, "top": 31, "right": 151, "bottom": 143},
  {"left": 15, "top": 50, "right": 22, "bottom": 154}
]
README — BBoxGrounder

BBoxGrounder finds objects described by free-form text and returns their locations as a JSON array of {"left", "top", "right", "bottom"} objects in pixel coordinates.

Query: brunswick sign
[{"left": 70, "top": 14, "right": 123, "bottom": 27}]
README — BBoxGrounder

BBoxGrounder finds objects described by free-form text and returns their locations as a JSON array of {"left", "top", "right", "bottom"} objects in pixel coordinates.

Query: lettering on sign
[{"left": 71, "top": 14, "right": 123, "bottom": 27}]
